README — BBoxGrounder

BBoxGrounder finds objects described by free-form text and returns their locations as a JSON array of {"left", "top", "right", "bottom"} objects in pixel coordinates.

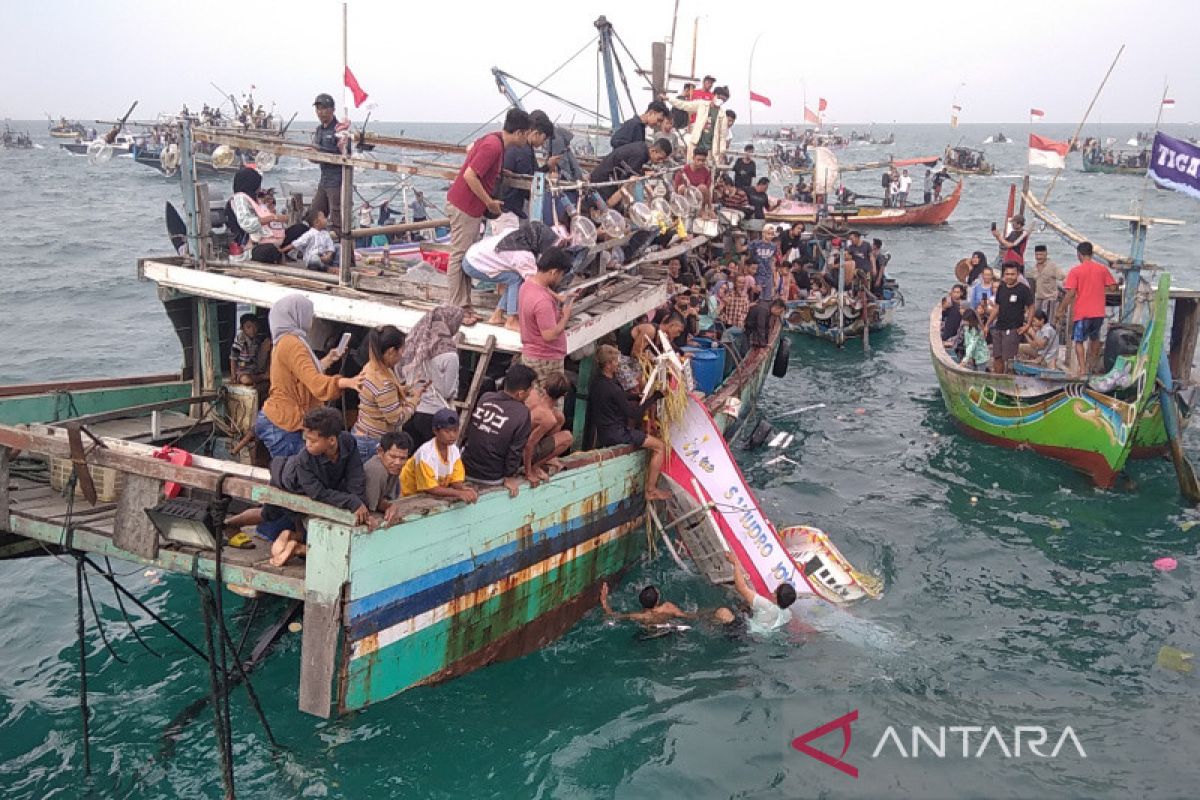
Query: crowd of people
[{"left": 940, "top": 223, "right": 1117, "bottom": 378}]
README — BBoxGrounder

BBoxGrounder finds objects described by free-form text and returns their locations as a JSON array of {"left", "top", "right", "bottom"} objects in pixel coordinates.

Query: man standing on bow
[{"left": 311, "top": 93, "right": 351, "bottom": 237}]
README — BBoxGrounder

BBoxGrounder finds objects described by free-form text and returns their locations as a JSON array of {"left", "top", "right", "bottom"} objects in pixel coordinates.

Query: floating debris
[
  {"left": 288, "top": 622, "right": 303, "bottom": 634},
  {"left": 1153, "top": 557, "right": 1179, "bottom": 572},
  {"left": 1156, "top": 645, "right": 1194, "bottom": 674}
]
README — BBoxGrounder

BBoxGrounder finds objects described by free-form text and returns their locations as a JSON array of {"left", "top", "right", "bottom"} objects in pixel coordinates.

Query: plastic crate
[{"left": 49, "top": 457, "right": 126, "bottom": 503}]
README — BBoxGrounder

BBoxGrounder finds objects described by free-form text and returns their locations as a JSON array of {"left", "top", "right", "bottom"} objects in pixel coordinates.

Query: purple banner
[{"left": 1149, "top": 132, "right": 1200, "bottom": 201}]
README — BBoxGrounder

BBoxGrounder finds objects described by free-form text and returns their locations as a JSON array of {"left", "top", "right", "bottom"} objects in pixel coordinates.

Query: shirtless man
[
  {"left": 524, "top": 371, "right": 575, "bottom": 486},
  {"left": 631, "top": 313, "right": 687, "bottom": 361},
  {"left": 600, "top": 581, "right": 733, "bottom": 626}
]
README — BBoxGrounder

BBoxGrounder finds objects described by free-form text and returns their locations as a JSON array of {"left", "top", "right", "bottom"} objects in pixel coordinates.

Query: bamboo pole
[{"left": 1042, "top": 44, "right": 1125, "bottom": 203}]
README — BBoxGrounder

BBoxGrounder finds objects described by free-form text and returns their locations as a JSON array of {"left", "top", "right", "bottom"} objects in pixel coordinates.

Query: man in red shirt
[
  {"left": 1056, "top": 241, "right": 1117, "bottom": 377},
  {"left": 673, "top": 147, "right": 713, "bottom": 212},
  {"left": 692, "top": 75, "right": 716, "bottom": 102},
  {"left": 518, "top": 247, "right": 575, "bottom": 394},
  {"left": 446, "top": 108, "right": 533, "bottom": 326}
]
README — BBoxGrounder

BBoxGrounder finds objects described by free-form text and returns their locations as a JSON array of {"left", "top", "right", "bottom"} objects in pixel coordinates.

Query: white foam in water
[{"left": 795, "top": 597, "right": 901, "bottom": 651}]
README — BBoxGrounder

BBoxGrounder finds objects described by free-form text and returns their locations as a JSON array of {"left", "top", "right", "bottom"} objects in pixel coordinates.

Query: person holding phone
[{"left": 255, "top": 294, "right": 364, "bottom": 458}]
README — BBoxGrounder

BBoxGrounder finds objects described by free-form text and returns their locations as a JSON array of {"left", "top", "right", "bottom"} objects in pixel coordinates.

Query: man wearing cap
[
  {"left": 399, "top": 408, "right": 479, "bottom": 504},
  {"left": 991, "top": 215, "right": 1030, "bottom": 268},
  {"left": 311, "top": 93, "right": 350, "bottom": 237}
]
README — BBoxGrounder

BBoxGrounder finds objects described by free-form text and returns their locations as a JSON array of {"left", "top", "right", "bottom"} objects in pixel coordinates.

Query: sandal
[{"left": 225, "top": 531, "right": 255, "bottom": 549}]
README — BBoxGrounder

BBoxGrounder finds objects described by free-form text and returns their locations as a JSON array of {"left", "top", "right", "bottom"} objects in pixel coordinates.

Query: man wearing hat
[
  {"left": 399, "top": 408, "right": 478, "bottom": 504},
  {"left": 991, "top": 215, "right": 1030, "bottom": 268},
  {"left": 311, "top": 93, "right": 350, "bottom": 237}
]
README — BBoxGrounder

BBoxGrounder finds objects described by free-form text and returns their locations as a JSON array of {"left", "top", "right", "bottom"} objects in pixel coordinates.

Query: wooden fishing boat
[
  {"left": 766, "top": 179, "right": 962, "bottom": 228},
  {"left": 1080, "top": 151, "right": 1148, "bottom": 175},
  {"left": 944, "top": 146, "right": 993, "bottom": 175},
  {"left": 48, "top": 119, "right": 86, "bottom": 138},
  {"left": 784, "top": 285, "right": 901, "bottom": 344},
  {"left": 0, "top": 120, "right": 786, "bottom": 720},
  {"left": 930, "top": 276, "right": 1171, "bottom": 486}
]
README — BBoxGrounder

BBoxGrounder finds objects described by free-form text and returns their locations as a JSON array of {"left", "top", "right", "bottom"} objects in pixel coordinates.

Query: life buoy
[
  {"left": 772, "top": 336, "right": 791, "bottom": 378},
  {"left": 153, "top": 446, "right": 194, "bottom": 498}
]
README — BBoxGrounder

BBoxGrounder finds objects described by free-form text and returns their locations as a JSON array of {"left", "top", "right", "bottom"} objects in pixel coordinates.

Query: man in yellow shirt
[{"left": 399, "top": 408, "right": 479, "bottom": 503}]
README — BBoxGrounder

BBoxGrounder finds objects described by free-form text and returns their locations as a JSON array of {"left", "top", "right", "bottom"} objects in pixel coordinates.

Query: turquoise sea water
[{"left": 2, "top": 122, "right": 1200, "bottom": 798}]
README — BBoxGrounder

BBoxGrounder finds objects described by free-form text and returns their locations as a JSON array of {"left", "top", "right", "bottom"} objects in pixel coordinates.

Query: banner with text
[
  {"left": 1149, "top": 132, "right": 1200, "bottom": 201},
  {"left": 663, "top": 396, "right": 813, "bottom": 598}
]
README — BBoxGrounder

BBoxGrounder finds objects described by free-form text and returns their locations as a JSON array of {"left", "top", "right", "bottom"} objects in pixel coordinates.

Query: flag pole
[
  {"left": 342, "top": 2, "right": 349, "bottom": 120},
  {"left": 1135, "top": 80, "right": 1171, "bottom": 218},
  {"left": 1042, "top": 43, "right": 1124, "bottom": 204},
  {"left": 748, "top": 33, "right": 763, "bottom": 133}
]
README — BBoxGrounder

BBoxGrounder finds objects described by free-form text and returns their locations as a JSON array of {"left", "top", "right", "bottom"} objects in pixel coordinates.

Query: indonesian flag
[
  {"left": 749, "top": 91, "right": 772, "bottom": 107},
  {"left": 1028, "top": 133, "right": 1069, "bottom": 169},
  {"left": 344, "top": 66, "right": 369, "bottom": 108},
  {"left": 818, "top": 97, "right": 828, "bottom": 112},
  {"left": 1163, "top": 98, "right": 1176, "bottom": 107},
  {"left": 1030, "top": 108, "right": 1045, "bottom": 118},
  {"left": 804, "top": 105, "right": 821, "bottom": 125}
]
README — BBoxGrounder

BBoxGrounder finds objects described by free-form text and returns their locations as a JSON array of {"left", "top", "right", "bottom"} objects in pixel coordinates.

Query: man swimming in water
[{"left": 599, "top": 582, "right": 734, "bottom": 626}]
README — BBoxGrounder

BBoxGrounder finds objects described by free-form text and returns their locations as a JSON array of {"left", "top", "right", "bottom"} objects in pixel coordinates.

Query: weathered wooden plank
[
  {"left": 52, "top": 393, "right": 217, "bottom": 428},
  {"left": 6, "top": 513, "right": 306, "bottom": 598},
  {"left": 0, "top": 381, "right": 194, "bottom": 428},
  {"left": 0, "top": 373, "right": 182, "bottom": 399},
  {"left": 0, "top": 426, "right": 358, "bottom": 525},
  {"left": 112, "top": 473, "right": 162, "bottom": 559},
  {"left": 457, "top": 335, "right": 496, "bottom": 436},
  {"left": 298, "top": 592, "right": 342, "bottom": 718}
]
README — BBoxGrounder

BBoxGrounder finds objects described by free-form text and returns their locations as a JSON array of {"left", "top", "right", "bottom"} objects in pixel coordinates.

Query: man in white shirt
[
  {"left": 725, "top": 552, "right": 797, "bottom": 635},
  {"left": 895, "top": 169, "right": 912, "bottom": 208}
]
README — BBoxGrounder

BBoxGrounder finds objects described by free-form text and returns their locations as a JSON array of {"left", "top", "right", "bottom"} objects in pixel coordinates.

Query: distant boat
[
  {"left": 1079, "top": 139, "right": 1149, "bottom": 175},
  {"left": 983, "top": 132, "right": 1012, "bottom": 144},
  {"left": 767, "top": 179, "right": 963, "bottom": 228},
  {"left": 47, "top": 117, "right": 86, "bottom": 138},
  {"left": 785, "top": 282, "right": 902, "bottom": 344},
  {"left": 943, "top": 145, "right": 994, "bottom": 175},
  {"left": 59, "top": 132, "right": 138, "bottom": 157}
]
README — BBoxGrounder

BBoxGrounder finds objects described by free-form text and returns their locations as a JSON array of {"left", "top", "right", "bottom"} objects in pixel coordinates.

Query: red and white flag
[
  {"left": 749, "top": 91, "right": 772, "bottom": 107},
  {"left": 344, "top": 66, "right": 369, "bottom": 108},
  {"left": 1028, "top": 133, "right": 1069, "bottom": 169},
  {"left": 1162, "top": 98, "right": 1176, "bottom": 107},
  {"left": 1030, "top": 108, "right": 1045, "bottom": 118},
  {"left": 804, "top": 106, "right": 821, "bottom": 125},
  {"left": 818, "top": 97, "right": 828, "bottom": 112}
]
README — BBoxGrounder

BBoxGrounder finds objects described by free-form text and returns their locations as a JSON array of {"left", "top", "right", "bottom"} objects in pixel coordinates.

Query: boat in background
[
  {"left": 944, "top": 145, "right": 993, "bottom": 175},
  {"left": 46, "top": 116, "right": 86, "bottom": 138},
  {"left": 785, "top": 281, "right": 902, "bottom": 344},
  {"left": 2, "top": 126, "right": 34, "bottom": 149},
  {"left": 1080, "top": 138, "right": 1149, "bottom": 174},
  {"left": 767, "top": 179, "right": 962, "bottom": 228}
]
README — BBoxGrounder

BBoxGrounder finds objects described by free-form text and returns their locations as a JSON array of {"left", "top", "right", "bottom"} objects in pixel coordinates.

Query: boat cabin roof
[{"left": 139, "top": 240, "right": 698, "bottom": 354}]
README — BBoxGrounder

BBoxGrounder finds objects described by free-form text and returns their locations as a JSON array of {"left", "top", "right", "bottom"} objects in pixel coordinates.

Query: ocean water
[{"left": 2, "top": 122, "right": 1200, "bottom": 799}]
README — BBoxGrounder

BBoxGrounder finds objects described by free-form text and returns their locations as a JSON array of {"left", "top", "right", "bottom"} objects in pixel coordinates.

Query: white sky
[{"left": 3, "top": 0, "right": 1196, "bottom": 126}]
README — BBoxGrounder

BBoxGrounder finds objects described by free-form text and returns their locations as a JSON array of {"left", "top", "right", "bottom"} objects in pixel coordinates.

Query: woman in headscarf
[
  {"left": 352, "top": 325, "right": 422, "bottom": 461},
  {"left": 229, "top": 167, "right": 287, "bottom": 263},
  {"left": 255, "top": 294, "right": 364, "bottom": 457},
  {"left": 965, "top": 250, "right": 989, "bottom": 285},
  {"left": 461, "top": 220, "right": 564, "bottom": 330},
  {"left": 397, "top": 306, "right": 464, "bottom": 447}
]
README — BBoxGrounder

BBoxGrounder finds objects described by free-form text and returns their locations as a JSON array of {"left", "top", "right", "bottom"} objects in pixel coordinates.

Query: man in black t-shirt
[
  {"left": 462, "top": 364, "right": 535, "bottom": 496},
  {"left": 733, "top": 145, "right": 757, "bottom": 190},
  {"left": 589, "top": 139, "right": 673, "bottom": 206},
  {"left": 742, "top": 298, "right": 786, "bottom": 348},
  {"left": 591, "top": 345, "right": 670, "bottom": 501},
  {"left": 986, "top": 261, "right": 1035, "bottom": 374},
  {"left": 844, "top": 230, "right": 874, "bottom": 286}
]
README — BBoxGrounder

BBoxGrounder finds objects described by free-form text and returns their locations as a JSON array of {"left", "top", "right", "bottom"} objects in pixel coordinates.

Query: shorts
[
  {"left": 533, "top": 434, "right": 556, "bottom": 462},
  {"left": 1072, "top": 317, "right": 1104, "bottom": 342},
  {"left": 256, "top": 505, "right": 297, "bottom": 542},
  {"left": 992, "top": 329, "right": 1021, "bottom": 360},
  {"left": 254, "top": 411, "right": 304, "bottom": 458},
  {"left": 599, "top": 427, "right": 647, "bottom": 448}
]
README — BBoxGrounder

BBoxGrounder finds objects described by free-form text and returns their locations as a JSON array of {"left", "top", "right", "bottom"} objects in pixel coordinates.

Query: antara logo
[{"left": 793, "top": 711, "right": 1087, "bottom": 778}]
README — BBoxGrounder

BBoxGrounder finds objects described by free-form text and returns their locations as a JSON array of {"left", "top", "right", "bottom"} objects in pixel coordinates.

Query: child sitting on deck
[
  {"left": 958, "top": 308, "right": 991, "bottom": 371},
  {"left": 399, "top": 408, "right": 479, "bottom": 504},
  {"left": 258, "top": 407, "right": 370, "bottom": 566},
  {"left": 288, "top": 209, "right": 338, "bottom": 272},
  {"left": 230, "top": 313, "right": 272, "bottom": 387}
]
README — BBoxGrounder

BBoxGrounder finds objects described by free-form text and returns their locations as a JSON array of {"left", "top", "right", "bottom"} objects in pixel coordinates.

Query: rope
[
  {"left": 103, "top": 557, "right": 161, "bottom": 658},
  {"left": 457, "top": 36, "right": 600, "bottom": 146},
  {"left": 196, "top": 578, "right": 236, "bottom": 798},
  {"left": 81, "top": 565, "right": 127, "bottom": 664},
  {"left": 74, "top": 555, "right": 92, "bottom": 777}
]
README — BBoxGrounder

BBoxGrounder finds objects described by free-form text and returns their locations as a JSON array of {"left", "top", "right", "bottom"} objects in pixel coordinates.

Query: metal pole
[
  {"left": 179, "top": 120, "right": 202, "bottom": 262},
  {"left": 1043, "top": 44, "right": 1124, "bottom": 203},
  {"left": 342, "top": 3, "right": 349, "bottom": 121},
  {"left": 748, "top": 34, "right": 763, "bottom": 134}
]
